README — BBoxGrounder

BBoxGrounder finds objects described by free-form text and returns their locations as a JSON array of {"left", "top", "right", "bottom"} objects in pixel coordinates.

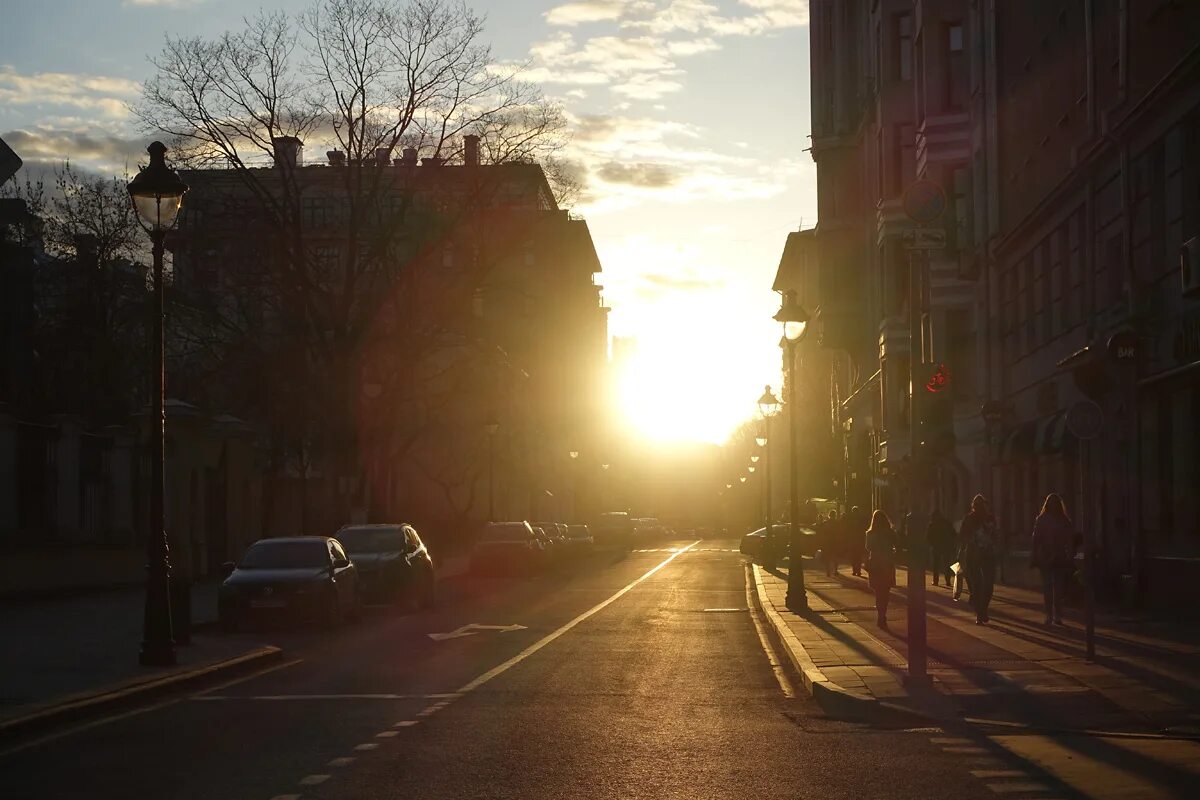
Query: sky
[{"left": 0, "top": 0, "right": 816, "bottom": 445}]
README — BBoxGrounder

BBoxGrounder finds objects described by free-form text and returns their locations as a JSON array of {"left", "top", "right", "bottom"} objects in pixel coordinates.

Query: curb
[
  {"left": 749, "top": 564, "right": 939, "bottom": 725},
  {"left": 0, "top": 645, "right": 284, "bottom": 746}
]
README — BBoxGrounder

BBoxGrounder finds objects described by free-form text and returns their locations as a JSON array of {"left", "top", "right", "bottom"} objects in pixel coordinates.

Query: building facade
[
  {"left": 171, "top": 139, "right": 610, "bottom": 534},
  {"left": 802, "top": 0, "right": 1200, "bottom": 604}
]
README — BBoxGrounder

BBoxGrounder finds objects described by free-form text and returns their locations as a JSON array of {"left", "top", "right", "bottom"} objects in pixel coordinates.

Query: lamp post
[
  {"left": 775, "top": 290, "right": 811, "bottom": 611},
  {"left": 484, "top": 420, "right": 500, "bottom": 521},
  {"left": 757, "top": 386, "right": 780, "bottom": 568},
  {"left": 128, "top": 142, "right": 188, "bottom": 666}
]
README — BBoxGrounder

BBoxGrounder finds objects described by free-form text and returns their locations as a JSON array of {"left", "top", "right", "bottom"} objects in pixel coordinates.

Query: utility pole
[{"left": 901, "top": 179, "right": 945, "bottom": 688}]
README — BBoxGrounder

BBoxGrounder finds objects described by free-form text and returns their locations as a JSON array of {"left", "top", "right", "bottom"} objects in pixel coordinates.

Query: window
[
  {"left": 896, "top": 14, "right": 913, "bottom": 81},
  {"left": 945, "top": 23, "right": 966, "bottom": 110},
  {"left": 898, "top": 124, "right": 916, "bottom": 191},
  {"left": 301, "top": 195, "right": 333, "bottom": 227}
]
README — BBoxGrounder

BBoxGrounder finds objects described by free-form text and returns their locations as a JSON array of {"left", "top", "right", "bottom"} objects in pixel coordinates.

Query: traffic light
[{"left": 919, "top": 363, "right": 956, "bottom": 457}]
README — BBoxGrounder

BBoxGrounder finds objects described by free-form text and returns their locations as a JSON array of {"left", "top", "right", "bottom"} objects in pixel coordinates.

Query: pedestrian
[
  {"left": 846, "top": 505, "right": 868, "bottom": 577},
  {"left": 960, "top": 494, "right": 1000, "bottom": 624},
  {"left": 1031, "top": 493, "right": 1075, "bottom": 626},
  {"left": 864, "top": 510, "right": 899, "bottom": 629},
  {"left": 819, "top": 510, "right": 840, "bottom": 576},
  {"left": 927, "top": 508, "right": 956, "bottom": 588}
]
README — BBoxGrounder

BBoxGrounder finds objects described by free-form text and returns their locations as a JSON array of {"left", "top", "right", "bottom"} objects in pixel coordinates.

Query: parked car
[
  {"left": 633, "top": 517, "right": 667, "bottom": 540},
  {"left": 592, "top": 511, "right": 633, "bottom": 549},
  {"left": 534, "top": 521, "right": 568, "bottom": 548},
  {"left": 334, "top": 523, "right": 435, "bottom": 608},
  {"left": 471, "top": 521, "right": 548, "bottom": 575},
  {"left": 564, "top": 524, "right": 594, "bottom": 555},
  {"left": 739, "top": 524, "right": 819, "bottom": 561},
  {"left": 219, "top": 537, "right": 360, "bottom": 630}
]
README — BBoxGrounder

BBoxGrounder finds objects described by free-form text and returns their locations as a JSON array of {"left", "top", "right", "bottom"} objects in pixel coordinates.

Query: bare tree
[{"left": 135, "top": 0, "right": 571, "bottom": 519}]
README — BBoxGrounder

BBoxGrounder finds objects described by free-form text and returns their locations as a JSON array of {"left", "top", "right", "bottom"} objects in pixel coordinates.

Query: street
[{"left": 0, "top": 541, "right": 1041, "bottom": 800}]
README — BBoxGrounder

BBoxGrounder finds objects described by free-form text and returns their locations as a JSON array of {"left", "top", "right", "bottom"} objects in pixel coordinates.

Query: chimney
[
  {"left": 272, "top": 136, "right": 304, "bottom": 169},
  {"left": 375, "top": 147, "right": 390, "bottom": 166},
  {"left": 398, "top": 147, "right": 419, "bottom": 166},
  {"left": 421, "top": 156, "right": 445, "bottom": 167},
  {"left": 326, "top": 149, "right": 345, "bottom": 167},
  {"left": 464, "top": 134, "right": 480, "bottom": 167}
]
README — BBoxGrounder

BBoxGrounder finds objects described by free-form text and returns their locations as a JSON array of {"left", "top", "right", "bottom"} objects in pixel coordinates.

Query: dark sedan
[
  {"left": 334, "top": 523, "right": 436, "bottom": 609},
  {"left": 219, "top": 537, "right": 360, "bottom": 630},
  {"left": 471, "top": 522, "right": 548, "bottom": 575}
]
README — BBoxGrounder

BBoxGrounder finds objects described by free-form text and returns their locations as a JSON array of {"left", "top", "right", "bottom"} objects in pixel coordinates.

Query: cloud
[
  {"left": 595, "top": 161, "right": 682, "bottom": 188},
  {"left": 640, "top": 272, "right": 722, "bottom": 291},
  {"left": 0, "top": 65, "right": 139, "bottom": 120},
  {"left": 1, "top": 127, "right": 151, "bottom": 172},
  {"left": 611, "top": 72, "right": 684, "bottom": 100},
  {"left": 545, "top": 0, "right": 633, "bottom": 26}
]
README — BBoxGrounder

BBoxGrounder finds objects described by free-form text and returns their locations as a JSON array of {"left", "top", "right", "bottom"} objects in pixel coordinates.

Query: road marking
[
  {"left": 0, "top": 657, "right": 303, "bottom": 758},
  {"left": 745, "top": 564, "right": 797, "bottom": 699},
  {"left": 428, "top": 623, "right": 528, "bottom": 641},
  {"left": 455, "top": 541, "right": 700, "bottom": 694},
  {"left": 703, "top": 608, "right": 748, "bottom": 612},
  {"left": 298, "top": 774, "right": 330, "bottom": 785},
  {"left": 394, "top": 720, "right": 418, "bottom": 727},
  {"left": 354, "top": 743, "right": 379, "bottom": 751},
  {"left": 327, "top": 757, "right": 355, "bottom": 767},
  {"left": 971, "top": 770, "right": 1026, "bottom": 778},
  {"left": 192, "top": 693, "right": 448, "bottom": 701},
  {"left": 986, "top": 783, "right": 1052, "bottom": 794},
  {"left": 375, "top": 730, "right": 398, "bottom": 738}
]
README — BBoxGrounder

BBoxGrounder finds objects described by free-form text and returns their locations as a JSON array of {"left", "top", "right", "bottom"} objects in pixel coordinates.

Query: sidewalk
[
  {"left": 752, "top": 560, "right": 1200, "bottom": 797},
  {"left": 0, "top": 584, "right": 279, "bottom": 737}
]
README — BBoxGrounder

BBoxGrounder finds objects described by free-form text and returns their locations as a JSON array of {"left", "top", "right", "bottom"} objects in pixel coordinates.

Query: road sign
[
  {"left": 902, "top": 228, "right": 947, "bottom": 250},
  {"left": 1066, "top": 400, "right": 1103, "bottom": 440},
  {"left": 427, "top": 623, "right": 527, "bottom": 641},
  {"left": 903, "top": 179, "right": 947, "bottom": 224}
]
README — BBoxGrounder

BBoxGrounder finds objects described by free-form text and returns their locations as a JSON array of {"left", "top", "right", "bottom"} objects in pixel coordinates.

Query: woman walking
[
  {"left": 960, "top": 495, "right": 1000, "bottom": 624},
  {"left": 1032, "top": 493, "right": 1075, "bottom": 626},
  {"left": 864, "top": 510, "right": 899, "bottom": 629}
]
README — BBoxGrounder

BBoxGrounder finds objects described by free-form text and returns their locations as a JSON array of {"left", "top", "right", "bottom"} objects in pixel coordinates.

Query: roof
[{"left": 772, "top": 228, "right": 817, "bottom": 293}]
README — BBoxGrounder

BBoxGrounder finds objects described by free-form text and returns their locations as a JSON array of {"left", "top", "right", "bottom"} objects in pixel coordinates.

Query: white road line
[
  {"left": 745, "top": 564, "right": 797, "bottom": 699},
  {"left": 353, "top": 743, "right": 379, "bottom": 751},
  {"left": 327, "top": 757, "right": 355, "bottom": 767},
  {"left": 298, "top": 774, "right": 330, "bottom": 785},
  {"left": 193, "top": 693, "right": 444, "bottom": 701},
  {"left": 416, "top": 705, "right": 440, "bottom": 717},
  {"left": 455, "top": 541, "right": 700, "bottom": 695},
  {"left": 985, "top": 783, "right": 1052, "bottom": 794},
  {"left": 374, "top": 730, "right": 398, "bottom": 738},
  {"left": 394, "top": 720, "right": 419, "bottom": 727}
]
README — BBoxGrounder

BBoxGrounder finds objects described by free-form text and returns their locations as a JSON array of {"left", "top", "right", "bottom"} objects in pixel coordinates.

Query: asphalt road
[{"left": 0, "top": 540, "right": 1065, "bottom": 800}]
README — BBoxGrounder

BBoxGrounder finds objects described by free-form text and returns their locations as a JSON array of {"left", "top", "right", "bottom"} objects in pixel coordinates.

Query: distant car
[
  {"left": 219, "top": 537, "right": 360, "bottom": 630},
  {"left": 564, "top": 524, "right": 594, "bottom": 554},
  {"left": 739, "top": 525, "right": 791, "bottom": 561},
  {"left": 633, "top": 517, "right": 667, "bottom": 540},
  {"left": 334, "top": 523, "right": 435, "bottom": 608},
  {"left": 739, "top": 525, "right": 819, "bottom": 561},
  {"left": 472, "top": 522, "right": 548, "bottom": 575},
  {"left": 593, "top": 512, "right": 633, "bottom": 549}
]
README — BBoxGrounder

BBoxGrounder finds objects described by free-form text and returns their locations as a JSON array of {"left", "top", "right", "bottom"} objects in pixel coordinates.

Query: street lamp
[
  {"left": 484, "top": 419, "right": 500, "bottom": 521},
  {"left": 774, "top": 290, "right": 811, "bottom": 611},
  {"left": 748, "top": 466, "right": 756, "bottom": 473},
  {"left": 128, "top": 141, "right": 188, "bottom": 666},
  {"left": 757, "top": 386, "right": 781, "bottom": 568},
  {"left": 739, "top": 476, "right": 747, "bottom": 483},
  {"left": 750, "top": 454, "right": 759, "bottom": 463}
]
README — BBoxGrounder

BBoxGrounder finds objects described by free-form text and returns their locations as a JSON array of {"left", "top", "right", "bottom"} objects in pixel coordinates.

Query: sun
[{"left": 612, "top": 299, "right": 782, "bottom": 445}]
